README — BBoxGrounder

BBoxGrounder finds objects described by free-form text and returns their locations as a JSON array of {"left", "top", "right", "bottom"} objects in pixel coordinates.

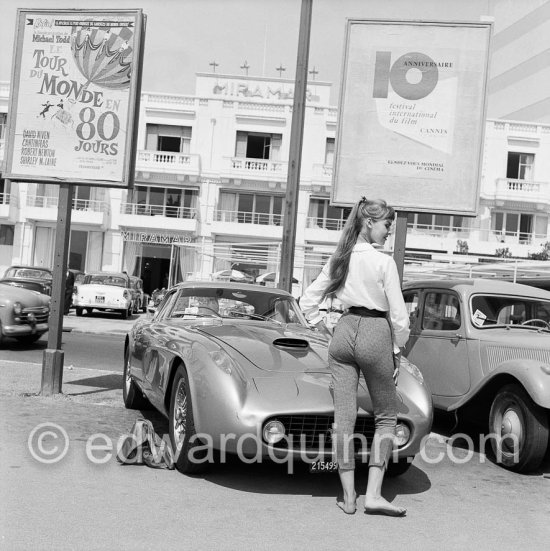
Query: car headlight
[
  {"left": 13, "top": 302, "right": 23, "bottom": 315},
  {"left": 209, "top": 349, "right": 237, "bottom": 375},
  {"left": 395, "top": 423, "right": 411, "bottom": 447},
  {"left": 263, "top": 420, "right": 286, "bottom": 444},
  {"left": 400, "top": 356, "right": 424, "bottom": 384}
]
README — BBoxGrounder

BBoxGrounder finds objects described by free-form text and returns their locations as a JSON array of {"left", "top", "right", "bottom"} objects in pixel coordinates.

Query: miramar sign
[{"left": 121, "top": 231, "right": 192, "bottom": 244}]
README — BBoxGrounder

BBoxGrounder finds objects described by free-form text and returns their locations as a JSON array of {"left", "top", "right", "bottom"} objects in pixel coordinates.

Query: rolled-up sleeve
[
  {"left": 384, "top": 259, "right": 410, "bottom": 351},
  {"left": 300, "top": 261, "right": 331, "bottom": 324}
]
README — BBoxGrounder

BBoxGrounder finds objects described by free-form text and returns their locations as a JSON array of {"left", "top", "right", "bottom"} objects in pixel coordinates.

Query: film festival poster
[
  {"left": 5, "top": 9, "right": 144, "bottom": 187},
  {"left": 333, "top": 19, "right": 492, "bottom": 215}
]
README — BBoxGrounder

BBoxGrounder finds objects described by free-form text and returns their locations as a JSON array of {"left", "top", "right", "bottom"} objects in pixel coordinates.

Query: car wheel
[
  {"left": 169, "top": 365, "right": 208, "bottom": 473},
  {"left": 76, "top": 307, "right": 83, "bottom": 317},
  {"left": 385, "top": 457, "right": 413, "bottom": 477},
  {"left": 489, "top": 383, "right": 549, "bottom": 473},
  {"left": 122, "top": 346, "right": 150, "bottom": 409},
  {"left": 121, "top": 308, "right": 129, "bottom": 320}
]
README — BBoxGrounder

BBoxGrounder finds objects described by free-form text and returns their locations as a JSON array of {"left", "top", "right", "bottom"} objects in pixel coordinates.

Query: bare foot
[
  {"left": 364, "top": 496, "right": 406, "bottom": 517},
  {"left": 336, "top": 493, "right": 357, "bottom": 515}
]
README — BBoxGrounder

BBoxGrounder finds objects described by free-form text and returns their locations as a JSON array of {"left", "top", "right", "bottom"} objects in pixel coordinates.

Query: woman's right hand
[{"left": 312, "top": 319, "right": 333, "bottom": 338}]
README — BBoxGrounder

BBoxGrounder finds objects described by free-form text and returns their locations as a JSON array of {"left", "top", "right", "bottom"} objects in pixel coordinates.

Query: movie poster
[
  {"left": 4, "top": 9, "right": 144, "bottom": 187},
  {"left": 332, "top": 20, "right": 492, "bottom": 215}
]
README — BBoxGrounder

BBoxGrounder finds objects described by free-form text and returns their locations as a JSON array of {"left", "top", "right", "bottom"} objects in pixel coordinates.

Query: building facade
[{"left": 1, "top": 72, "right": 550, "bottom": 295}]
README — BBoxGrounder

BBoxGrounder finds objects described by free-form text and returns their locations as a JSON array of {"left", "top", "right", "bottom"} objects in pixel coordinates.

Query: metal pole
[
  {"left": 393, "top": 211, "right": 408, "bottom": 285},
  {"left": 41, "top": 182, "right": 74, "bottom": 395},
  {"left": 279, "top": 0, "right": 312, "bottom": 293}
]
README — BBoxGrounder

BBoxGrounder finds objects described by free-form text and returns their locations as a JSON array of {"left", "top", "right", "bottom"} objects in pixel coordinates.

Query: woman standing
[{"left": 300, "top": 197, "right": 410, "bottom": 516}]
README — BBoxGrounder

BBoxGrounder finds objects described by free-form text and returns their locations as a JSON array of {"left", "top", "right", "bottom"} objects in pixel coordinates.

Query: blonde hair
[{"left": 323, "top": 197, "right": 395, "bottom": 299}]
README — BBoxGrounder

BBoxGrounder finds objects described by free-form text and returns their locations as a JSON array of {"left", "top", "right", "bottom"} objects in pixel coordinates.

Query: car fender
[{"left": 452, "top": 359, "right": 550, "bottom": 410}]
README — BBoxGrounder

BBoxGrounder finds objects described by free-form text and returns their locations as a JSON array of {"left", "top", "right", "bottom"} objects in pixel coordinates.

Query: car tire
[
  {"left": 489, "top": 383, "right": 549, "bottom": 473},
  {"left": 169, "top": 365, "right": 208, "bottom": 474},
  {"left": 385, "top": 457, "right": 413, "bottom": 477},
  {"left": 121, "top": 307, "right": 129, "bottom": 320},
  {"left": 122, "top": 346, "right": 150, "bottom": 409},
  {"left": 76, "top": 307, "right": 83, "bottom": 317}
]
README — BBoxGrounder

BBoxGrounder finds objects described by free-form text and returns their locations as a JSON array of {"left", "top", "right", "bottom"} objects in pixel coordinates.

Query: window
[
  {"left": 145, "top": 124, "right": 192, "bottom": 154},
  {"left": 422, "top": 292, "right": 461, "bottom": 331},
  {"left": 407, "top": 213, "right": 464, "bottom": 232},
  {"left": 507, "top": 152, "right": 534, "bottom": 180},
  {"left": 235, "top": 131, "right": 282, "bottom": 160},
  {"left": 69, "top": 230, "right": 87, "bottom": 271},
  {"left": 491, "top": 211, "right": 541, "bottom": 243},
  {"left": 0, "top": 224, "right": 14, "bottom": 246},
  {"left": 0, "top": 113, "right": 6, "bottom": 139},
  {"left": 218, "top": 191, "right": 283, "bottom": 225},
  {"left": 403, "top": 290, "right": 420, "bottom": 327},
  {"left": 0, "top": 178, "right": 11, "bottom": 203},
  {"left": 325, "top": 138, "right": 335, "bottom": 165},
  {"left": 134, "top": 186, "right": 197, "bottom": 218},
  {"left": 308, "top": 198, "right": 350, "bottom": 230}
]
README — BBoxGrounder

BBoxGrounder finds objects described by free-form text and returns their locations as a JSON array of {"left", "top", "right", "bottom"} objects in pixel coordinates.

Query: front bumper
[{"left": 3, "top": 322, "right": 49, "bottom": 336}]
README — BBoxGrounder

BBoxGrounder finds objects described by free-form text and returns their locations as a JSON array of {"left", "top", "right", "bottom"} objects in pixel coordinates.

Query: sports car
[{"left": 123, "top": 282, "right": 432, "bottom": 475}]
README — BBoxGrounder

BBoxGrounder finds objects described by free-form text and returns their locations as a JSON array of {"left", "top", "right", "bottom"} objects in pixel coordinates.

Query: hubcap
[
  {"left": 173, "top": 379, "right": 187, "bottom": 443},
  {"left": 124, "top": 353, "right": 131, "bottom": 393},
  {"left": 499, "top": 407, "right": 523, "bottom": 455}
]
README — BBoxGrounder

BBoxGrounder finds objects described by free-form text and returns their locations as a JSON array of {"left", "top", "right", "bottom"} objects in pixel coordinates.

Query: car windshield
[
  {"left": 5, "top": 268, "right": 52, "bottom": 280},
  {"left": 166, "top": 288, "right": 308, "bottom": 326},
  {"left": 84, "top": 275, "right": 127, "bottom": 287},
  {"left": 470, "top": 293, "right": 550, "bottom": 328}
]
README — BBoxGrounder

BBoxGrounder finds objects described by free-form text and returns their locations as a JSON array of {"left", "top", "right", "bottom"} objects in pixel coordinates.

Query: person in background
[{"left": 300, "top": 197, "right": 410, "bottom": 517}]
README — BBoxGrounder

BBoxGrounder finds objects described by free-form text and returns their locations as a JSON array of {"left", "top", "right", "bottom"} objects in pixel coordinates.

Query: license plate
[
  {"left": 95, "top": 296, "right": 105, "bottom": 303},
  {"left": 308, "top": 460, "right": 338, "bottom": 473}
]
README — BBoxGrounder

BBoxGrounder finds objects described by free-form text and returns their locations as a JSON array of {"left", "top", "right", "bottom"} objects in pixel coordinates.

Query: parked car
[
  {"left": 73, "top": 271, "right": 133, "bottom": 319},
  {"left": 0, "top": 282, "right": 50, "bottom": 344},
  {"left": 123, "top": 282, "right": 432, "bottom": 475},
  {"left": 1, "top": 265, "right": 53, "bottom": 297},
  {"left": 402, "top": 278, "right": 550, "bottom": 473},
  {"left": 129, "top": 276, "right": 146, "bottom": 314}
]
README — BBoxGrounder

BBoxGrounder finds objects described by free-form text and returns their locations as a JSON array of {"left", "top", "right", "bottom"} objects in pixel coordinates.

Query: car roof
[
  {"left": 403, "top": 277, "right": 550, "bottom": 299},
  {"left": 6, "top": 265, "right": 52, "bottom": 272},
  {"left": 85, "top": 271, "right": 129, "bottom": 277},
  {"left": 173, "top": 281, "right": 293, "bottom": 297}
]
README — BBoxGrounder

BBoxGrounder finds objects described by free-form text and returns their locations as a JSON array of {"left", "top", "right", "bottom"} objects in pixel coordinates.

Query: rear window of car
[{"left": 84, "top": 275, "right": 127, "bottom": 287}]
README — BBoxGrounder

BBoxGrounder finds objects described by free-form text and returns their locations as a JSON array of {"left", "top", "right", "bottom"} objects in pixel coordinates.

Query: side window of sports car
[
  {"left": 403, "top": 290, "right": 420, "bottom": 329},
  {"left": 154, "top": 290, "right": 178, "bottom": 320}
]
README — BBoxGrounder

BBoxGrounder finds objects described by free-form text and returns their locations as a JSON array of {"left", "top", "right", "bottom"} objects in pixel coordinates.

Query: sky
[{"left": 0, "top": 0, "right": 501, "bottom": 104}]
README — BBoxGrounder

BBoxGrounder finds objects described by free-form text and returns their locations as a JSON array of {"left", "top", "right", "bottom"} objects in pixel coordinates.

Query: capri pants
[{"left": 328, "top": 312, "right": 398, "bottom": 470}]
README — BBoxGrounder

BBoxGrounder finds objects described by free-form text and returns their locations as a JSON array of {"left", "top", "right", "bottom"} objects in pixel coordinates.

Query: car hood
[
  {"left": 0, "top": 283, "right": 50, "bottom": 304},
  {"left": 197, "top": 323, "right": 330, "bottom": 373}
]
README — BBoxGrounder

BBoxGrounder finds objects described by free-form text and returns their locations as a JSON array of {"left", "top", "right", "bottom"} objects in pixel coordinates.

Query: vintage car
[
  {"left": 0, "top": 282, "right": 50, "bottom": 344},
  {"left": 402, "top": 278, "right": 550, "bottom": 473},
  {"left": 129, "top": 276, "right": 147, "bottom": 314},
  {"left": 1, "top": 265, "right": 53, "bottom": 297},
  {"left": 73, "top": 271, "right": 133, "bottom": 318},
  {"left": 124, "top": 282, "right": 432, "bottom": 475}
]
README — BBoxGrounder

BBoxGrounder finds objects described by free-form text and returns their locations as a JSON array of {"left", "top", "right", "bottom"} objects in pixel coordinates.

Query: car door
[
  {"left": 404, "top": 288, "right": 471, "bottom": 399},
  {"left": 133, "top": 290, "right": 178, "bottom": 392}
]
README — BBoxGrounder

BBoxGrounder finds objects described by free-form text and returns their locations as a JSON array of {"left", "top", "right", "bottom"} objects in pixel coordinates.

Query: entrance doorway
[{"left": 140, "top": 257, "right": 170, "bottom": 295}]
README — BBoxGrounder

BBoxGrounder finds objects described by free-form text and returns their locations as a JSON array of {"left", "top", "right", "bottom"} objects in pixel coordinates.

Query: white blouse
[{"left": 300, "top": 242, "right": 410, "bottom": 352}]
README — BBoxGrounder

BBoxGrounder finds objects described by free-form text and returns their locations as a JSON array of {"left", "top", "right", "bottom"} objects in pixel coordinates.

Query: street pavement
[{"left": 1, "top": 313, "right": 549, "bottom": 550}]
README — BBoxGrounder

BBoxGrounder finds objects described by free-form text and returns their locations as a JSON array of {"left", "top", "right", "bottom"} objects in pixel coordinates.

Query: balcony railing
[
  {"left": 136, "top": 150, "right": 201, "bottom": 174},
  {"left": 26, "top": 195, "right": 108, "bottom": 213},
  {"left": 312, "top": 163, "right": 333, "bottom": 180},
  {"left": 0, "top": 193, "right": 10, "bottom": 205},
  {"left": 121, "top": 202, "right": 198, "bottom": 219},
  {"left": 306, "top": 216, "right": 346, "bottom": 231},
  {"left": 215, "top": 209, "right": 283, "bottom": 226},
  {"left": 491, "top": 178, "right": 550, "bottom": 203},
  {"left": 228, "top": 157, "right": 287, "bottom": 173}
]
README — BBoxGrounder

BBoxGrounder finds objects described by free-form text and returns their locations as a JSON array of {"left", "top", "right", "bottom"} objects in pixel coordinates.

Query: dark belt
[{"left": 347, "top": 306, "right": 387, "bottom": 318}]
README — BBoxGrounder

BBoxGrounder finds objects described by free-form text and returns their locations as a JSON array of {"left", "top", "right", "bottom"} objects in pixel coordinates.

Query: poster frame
[
  {"left": 331, "top": 18, "right": 493, "bottom": 216},
  {"left": 3, "top": 8, "right": 145, "bottom": 189}
]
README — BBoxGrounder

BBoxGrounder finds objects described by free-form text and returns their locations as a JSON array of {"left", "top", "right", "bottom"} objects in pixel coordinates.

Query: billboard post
[{"left": 4, "top": 9, "right": 146, "bottom": 394}]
